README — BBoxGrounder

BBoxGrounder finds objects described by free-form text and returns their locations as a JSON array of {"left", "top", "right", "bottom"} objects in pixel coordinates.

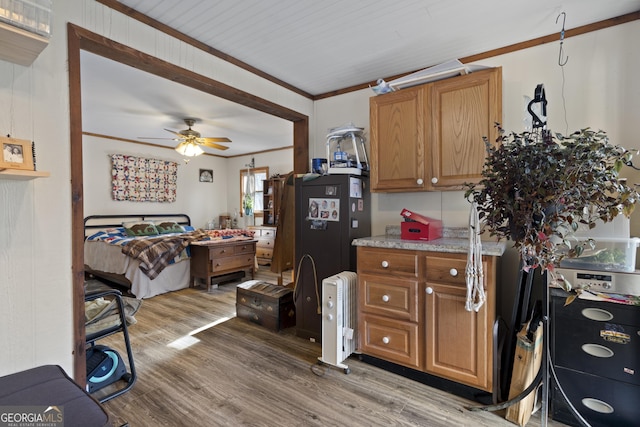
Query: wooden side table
[{"left": 190, "top": 239, "right": 256, "bottom": 291}]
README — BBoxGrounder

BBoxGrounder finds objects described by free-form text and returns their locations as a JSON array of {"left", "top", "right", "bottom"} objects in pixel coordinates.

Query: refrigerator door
[{"left": 294, "top": 175, "right": 371, "bottom": 342}]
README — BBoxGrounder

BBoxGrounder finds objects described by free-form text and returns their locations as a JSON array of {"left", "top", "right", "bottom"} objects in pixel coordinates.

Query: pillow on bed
[
  {"left": 155, "top": 220, "right": 185, "bottom": 234},
  {"left": 123, "top": 221, "right": 159, "bottom": 237}
]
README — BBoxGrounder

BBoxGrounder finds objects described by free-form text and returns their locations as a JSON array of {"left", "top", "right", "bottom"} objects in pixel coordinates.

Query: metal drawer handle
[
  {"left": 382, "top": 337, "right": 390, "bottom": 345},
  {"left": 449, "top": 268, "right": 458, "bottom": 277},
  {"left": 582, "top": 398, "right": 614, "bottom": 414},
  {"left": 425, "top": 287, "right": 433, "bottom": 295},
  {"left": 581, "top": 344, "right": 614, "bottom": 358},
  {"left": 381, "top": 260, "right": 389, "bottom": 268},
  {"left": 382, "top": 295, "right": 390, "bottom": 302},
  {"left": 581, "top": 308, "right": 613, "bottom": 322}
]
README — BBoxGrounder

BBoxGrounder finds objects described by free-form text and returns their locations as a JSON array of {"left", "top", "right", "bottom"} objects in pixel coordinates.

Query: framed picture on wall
[
  {"left": 0, "top": 137, "right": 34, "bottom": 171},
  {"left": 199, "top": 169, "right": 213, "bottom": 183}
]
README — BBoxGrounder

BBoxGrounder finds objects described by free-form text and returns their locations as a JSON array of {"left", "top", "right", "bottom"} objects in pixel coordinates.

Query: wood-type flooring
[{"left": 96, "top": 268, "right": 569, "bottom": 427}]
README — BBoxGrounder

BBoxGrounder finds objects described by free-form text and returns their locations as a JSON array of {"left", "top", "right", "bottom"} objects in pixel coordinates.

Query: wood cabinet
[
  {"left": 262, "top": 177, "right": 285, "bottom": 226},
  {"left": 190, "top": 240, "right": 256, "bottom": 291},
  {"left": 369, "top": 87, "right": 426, "bottom": 191},
  {"left": 369, "top": 67, "right": 502, "bottom": 192},
  {"left": 357, "top": 246, "right": 496, "bottom": 392},
  {"left": 248, "top": 225, "right": 277, "bottom": 265},
  {"left": 424, "top": 253, "right": 493, "bottom": 391}
]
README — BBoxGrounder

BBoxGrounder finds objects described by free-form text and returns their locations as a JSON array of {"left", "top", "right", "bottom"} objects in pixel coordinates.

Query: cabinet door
[
  {"left": 424, "top": 282, "right": 491, "bottom": 391},
  {"left": 370, "top": 87, "right": 425, "bottom": 192},
  {"left": 427, "top": 67, "right": 502, "bottom": 189}
]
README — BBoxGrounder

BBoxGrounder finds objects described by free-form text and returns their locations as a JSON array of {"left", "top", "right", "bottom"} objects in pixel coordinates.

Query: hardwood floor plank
[{"left": 93, "top": 271, "right": 568, "bottom": 426}]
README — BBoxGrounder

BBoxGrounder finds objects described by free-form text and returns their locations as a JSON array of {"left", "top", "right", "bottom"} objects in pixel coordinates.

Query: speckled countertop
[{"left": 352, "top": 226, "right": 507, "bottom": 257}]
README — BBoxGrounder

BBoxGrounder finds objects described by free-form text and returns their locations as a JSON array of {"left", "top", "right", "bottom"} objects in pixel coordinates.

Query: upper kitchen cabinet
[
  {"left": 370, "top": 87, "right": 426, "bottom": 191},
  {"left": 370, "top": 67, "right": 502, "bottom": 192}
]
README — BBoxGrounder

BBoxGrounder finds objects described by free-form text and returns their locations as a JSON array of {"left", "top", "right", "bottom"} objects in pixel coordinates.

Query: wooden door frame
[{"left": 67, "top": 23, "right": 309, "bottom": 383}]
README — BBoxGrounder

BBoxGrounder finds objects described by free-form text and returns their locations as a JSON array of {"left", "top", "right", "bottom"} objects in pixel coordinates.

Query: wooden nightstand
[{"left": 190, "top": 239, "right": 256, "bottom": 291}]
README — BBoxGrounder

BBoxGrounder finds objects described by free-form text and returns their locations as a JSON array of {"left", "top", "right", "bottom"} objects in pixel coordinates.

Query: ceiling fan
[{"left": 141, "top": 118, "right": 232, "bottom": 156}]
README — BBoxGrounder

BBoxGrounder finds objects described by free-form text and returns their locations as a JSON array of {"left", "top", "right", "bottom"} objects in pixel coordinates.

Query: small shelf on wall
[
  {"left": 0, "top": 21, "right": 49, "bottom": 66},
  {"left": 0, "top": 169, "right": 50, "bottom": 180}
]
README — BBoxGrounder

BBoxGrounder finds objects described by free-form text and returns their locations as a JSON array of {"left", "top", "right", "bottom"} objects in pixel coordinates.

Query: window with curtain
[{"left": 240, "top": 167, "right": 268, "bottom": 218}]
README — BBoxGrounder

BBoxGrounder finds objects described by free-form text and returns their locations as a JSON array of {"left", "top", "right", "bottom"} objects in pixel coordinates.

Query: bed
[
  {"left": 84, "top": 214, "right": 257, "bottom": 299},
  {"left": 84, "top": 214, "right": 199, "bottom": 299}
]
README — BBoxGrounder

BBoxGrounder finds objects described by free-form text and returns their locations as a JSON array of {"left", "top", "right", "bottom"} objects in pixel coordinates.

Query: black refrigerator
[{"left": 294, "top": 174, "right": 371, "bottom": 342}]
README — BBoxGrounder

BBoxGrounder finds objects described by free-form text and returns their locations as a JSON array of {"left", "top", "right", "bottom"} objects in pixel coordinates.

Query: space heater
[{"left": 318, "top": 271, "right": 358, "bottom": 374}]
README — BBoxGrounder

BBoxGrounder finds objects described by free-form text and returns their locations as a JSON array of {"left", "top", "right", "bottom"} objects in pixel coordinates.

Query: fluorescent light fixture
[{"left": 175, "top": 141, "right": 204, "bottom": 156}]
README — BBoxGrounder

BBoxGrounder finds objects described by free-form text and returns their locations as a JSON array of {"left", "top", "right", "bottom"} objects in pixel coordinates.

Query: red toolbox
[{"left": 400, "top": 209, "right": 443, "bottom": 241}]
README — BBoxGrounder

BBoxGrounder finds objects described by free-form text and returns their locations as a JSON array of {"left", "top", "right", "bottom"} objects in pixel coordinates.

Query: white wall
[
  {"left": 82, "top": 134, "right": 232, "bottom": 229},
  {"left": 0, "top": 0, "right": 310, "bottom": 377},
  {"left": 312, "top": 20, "right": 640, "bottom": 237}
]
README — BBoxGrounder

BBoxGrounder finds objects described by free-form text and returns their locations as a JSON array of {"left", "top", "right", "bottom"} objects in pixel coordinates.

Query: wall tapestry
[{"left": 111, "top": 154, "right": 177, "bottom": 202}]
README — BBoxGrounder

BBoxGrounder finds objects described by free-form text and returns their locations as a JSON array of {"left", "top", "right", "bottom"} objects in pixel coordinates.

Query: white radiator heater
[{"left": 318, "top": 271, "right": 358, "bottom": 374}]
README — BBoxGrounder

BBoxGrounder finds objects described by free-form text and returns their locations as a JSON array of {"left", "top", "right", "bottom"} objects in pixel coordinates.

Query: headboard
[{"left": 84, "top": 214, "right": 191, "bottom": 237}]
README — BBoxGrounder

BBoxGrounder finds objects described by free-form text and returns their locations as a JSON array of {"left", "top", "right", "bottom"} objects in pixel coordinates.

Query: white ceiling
[{"left": 82, "top": 0, "right": 640, "bottom": 157}]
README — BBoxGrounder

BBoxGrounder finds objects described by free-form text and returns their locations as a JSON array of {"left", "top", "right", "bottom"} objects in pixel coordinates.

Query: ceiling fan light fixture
[{"left": 175, "top": 140, "right": 204, "bottom": 157}]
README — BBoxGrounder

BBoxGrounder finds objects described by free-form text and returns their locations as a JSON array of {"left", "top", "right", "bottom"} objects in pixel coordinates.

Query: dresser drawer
[
  {"left": 256, "top": 246, "right": 273, "bottom": 260},
  {"left": 234, "top": 242, "right": 256, "bottom": 255},
  {"left": 256, "top": 236, "right": 274, "bottom": 248},
  {"left": 357, "top": 247, "right": 420, "bottom": 277},
  {"left": 260, "top": 228, "right": 276, "bottom": 238},
  {"left": 425, "top": 254, "right": 469, "bottom": 287},
  {"left": 359, "top": 274, "right": 418, "bottom": 322},
  {"left": 211, "top": 254, "right": 254, "bottom": 273},
  {"left": 250, "top": 226, "right": 277, "bottom": 238},
  {"left": 359, "top": 313, "right": 420, "bottom": 369}
]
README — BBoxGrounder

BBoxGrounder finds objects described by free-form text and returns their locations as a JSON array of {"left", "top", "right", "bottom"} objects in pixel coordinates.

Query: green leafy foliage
[{"left": 465, "top": 124, "right": 640, "bottom": 272}]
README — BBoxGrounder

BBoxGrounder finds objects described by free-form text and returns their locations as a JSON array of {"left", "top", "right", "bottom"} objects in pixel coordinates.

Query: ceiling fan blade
[
  {"left": 200, "top": 141, "right": 230, "bottom": 150},
  {"left": 138, "top": 137, "right": 180, "bottom": 141},
  {"left": 198, "top": 137, "right": 231, "bottom": 143},
  {"left": 164, "top": 128, "right": 184, "bottom": 137}
]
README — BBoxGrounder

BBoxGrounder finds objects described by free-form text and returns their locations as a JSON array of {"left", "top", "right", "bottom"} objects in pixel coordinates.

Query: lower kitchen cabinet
[
  {"left": 358, "top": 272, "right": 421, "bottom": 369},
  {"left": 357, "top": 246, "right": 496, "bottom": 392}
]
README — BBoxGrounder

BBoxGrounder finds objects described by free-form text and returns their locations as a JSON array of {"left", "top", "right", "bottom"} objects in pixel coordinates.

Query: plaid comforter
[{"left": 121, "top": 229, "right": 209, "bottom": 279}]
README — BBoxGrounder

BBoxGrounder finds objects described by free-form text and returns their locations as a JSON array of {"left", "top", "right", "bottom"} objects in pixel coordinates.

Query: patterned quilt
[
  {"left": 87, "top": 227, "right": 209, "bottom": 279},
  {"left": 121, "top": 229, "right": 210, "bottom": 279}
]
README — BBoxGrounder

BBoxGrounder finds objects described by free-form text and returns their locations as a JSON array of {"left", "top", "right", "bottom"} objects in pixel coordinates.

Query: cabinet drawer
[
  {"left": 359, "top": 274, "right": 418, "bottom": 322},
  {"left": 553, "top": 314, "right": 640, "bottom": 386},
  {"left": 256, "top": 247, "right": 273, "bottom": 260},
  {"left": 358, "top": 248, "right": 419, "bottom": 277},
  {"left": 425, "top": 254, "right": 469, "bottom": 286},
  {"left": 257, "top": 237, "right": 274, "bottom": 248},
  {"left": 261, "top": 228, "right": 276, "bottom": 238},
  {"left": 211, "top": 254, "right": 254, "bottom": 273},
  {"left": 552, "top": 366, "right": 640, "bottom": 427},
  {"left": 234, "top": 242, "right": 256, "bottom": 255},
  {"left": 359, "top": 313, "right": 420, "bottom": 369},
  {"left": 207, "top": 245, "right": 236, "bottom": 258}
]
